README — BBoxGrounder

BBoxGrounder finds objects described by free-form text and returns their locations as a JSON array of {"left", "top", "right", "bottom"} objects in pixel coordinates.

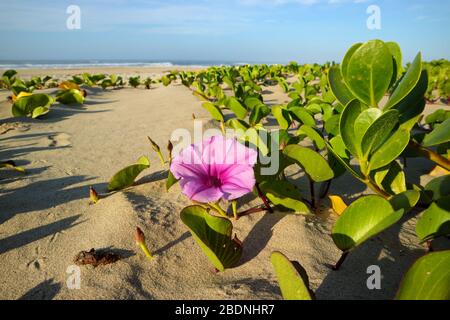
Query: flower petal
[{"left": 180, "top": 178, "right": 223, "bottom": 202}]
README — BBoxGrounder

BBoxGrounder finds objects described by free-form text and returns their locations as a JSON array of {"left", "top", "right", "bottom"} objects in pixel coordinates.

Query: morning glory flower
[{"left": 170, "top": 136, "right": 257, "bottom": 203}]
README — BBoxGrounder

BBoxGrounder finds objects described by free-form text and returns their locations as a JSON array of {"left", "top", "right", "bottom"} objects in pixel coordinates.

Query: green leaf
[
  {"left": 372, "top": 161, "right": 406, "bottom": 195},
  {"left": 354, "top": 108, "right": 382, "bottom": 146},
  {"left": 244, "top": 97, "right": 263, "bottom": 110},
  {"left": 324, "top": 114, "right": 340, "bottom": 137},
  {"left": 386, "top": 42, "right": 403, "bottom": 79},
  {"left": 249, "top": 104, "right": 270, "bottom": 126},
  {"left": 225, "top": 118, "right": 250, "bottom": 131},
  {"left": 416, "top": 197, "right": 450, "bottom": 242},
  {"left": 180, "top": 205, "right": 242, "bottom": 272},
  {"left": 297, "top": 125, "right": 325, "bottom": 150},
  {"left": 283, "top": 145, "right": 334, "bottom": 182},
  {"left": 225, "top": 97, "right": 247, "bottom": 120},
  {"left": 384, "top": 53, "right": 422, "bottom": 110},
  {"left": 238, "top": 128, "right": 269, "bottom": 156},
  {"left": 12, "top": 93, "right": 54, "bottom": 117},
  {"left": 361, "top": 110, "right": 399, "bottom": 158},
  {"left": 396, "top": 251, "right": 450, "bottom": 300},
  {"left": 31, "top": 106, "right": 50, "bottom": 119},
  {"left": 328, "top": 65, "right": 355, "bottom": 106},
  {"left": 272, "top": 106, "right": 292, "bottom": 130},
  {"left": 339, "top": 100, "right": 364, "bottom": 157},
  {"left": 368, "top": 129, "right": 410, "bottom": 171},
  {"left": 166, "top": 170, "right": 179, "bottom": 191},
  {"left": 270, "top": 252, "right": 313, "bottom": 300},
  {"left": 345, "top": 40, "right": 394, "bottom": 107},
  {"left": 341, "top": 42, "right": 362, "bottom": 80},
  {"left": 202, "top": 102, "right": 224, "bottom": 122},
  {"left": 423, "top": 118, "right": 450, "bottom": 147},
  {"left": 56, "top": 89, "right": 85, "bottom": 105},
  {"left": 259, "top": 181, "right": 310, "bottom": 215},
  {"left": 326, "top": 140, "right": 364, "bottom": 181},
  {"left": 108, "top": 156, "right": 150, "bottom": 191},
  {"left": 392, "top": 70, "right": 428, "bottom": 129},
  {"left": 332, "top": 195, "right": 404, "bottom": 252},
  {"left": 424, "top": 175, "right": 450, "bottom": 202},
  {"left": 390, "top": 190, "right": 420, "bottom": 213},
  {"left": 289, "top": 107, "right": 316, "bottom": 127}
]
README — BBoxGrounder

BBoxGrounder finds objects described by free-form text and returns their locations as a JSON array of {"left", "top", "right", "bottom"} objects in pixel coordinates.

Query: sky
[{"left": 0, "top": 0, "right": 448, "bottom": 64}]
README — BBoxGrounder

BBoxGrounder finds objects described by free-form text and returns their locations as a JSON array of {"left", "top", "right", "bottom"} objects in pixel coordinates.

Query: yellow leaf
[
  {"left": 59, "top": 81, "right": 80, "bottom": 90},
  {"left": 328, "top": 195, "right": 348, "bottom": 215},
  {"left": 12, "top": 91, "right": 33, "bottom": 102},
  {"left": 429, "top": 165, "right": 450, "bottom": 177}
]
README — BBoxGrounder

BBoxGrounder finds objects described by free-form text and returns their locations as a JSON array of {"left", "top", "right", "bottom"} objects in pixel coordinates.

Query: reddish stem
[{"left": 256, "top": 183, "right": 274, "bottom": 213}]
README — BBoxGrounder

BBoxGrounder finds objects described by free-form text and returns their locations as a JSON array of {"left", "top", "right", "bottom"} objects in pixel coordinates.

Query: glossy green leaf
[
  {"left": 345, "top": 40, "right": 394, "bottom": 107},
  {"left": 361, "top": 110, "right": 399, "bottom": 158},
  {"left": 272, "top": 106, "right": 292, "bottom": 130},
  {"left": 12, "top": 93, "right": 54, "bottom": 117},
  {"left": 392, "top": 70, "right": 428, "bottom": 129},
  {"left": 225, "top": 97, "right": 247, "bottom": 120},
  {"left": 249, "top": 104, "right": 270, "bottom": 126},
  {"left": 390, "top": 190, "right": 420, "bottom": 213},
  {"left": 202, "top": 102, "right": 224, "bottom": 122},
  {"left": 384, "top": 53, "right": 422, "bottom": 110},
  {"left": 270, "top": 252, "right": 313, "bottom": 300},
  {"left": 225, "top": 118, "right": 250, "bottom": 131},
  {"left": 424, "top": 175, "right": 450, "bottom": 202},
  {"left": 373, "top": 161, "right": 406, "bottom": 195},
  {"left": 332, "top": 195, "right": 404, "bottom": 252},
  {"left": 423, "top": 118, "right": 450, "bottom": 147},
  {"left": 386, "top": 42, "right": 403, "bottom": 79},
  {"left": 368, "top": 129, "right": 410, "bottom": 171},
  {"left": 259, "top": 180, "right": 310, "bottom": 215},
  {"left": 56, "top": 89, "right": 85, "bottom": 105},
  {"left": 354, "top": 108, "right": 382, "bottom": 146},
  {"left": 416, "top": 197, "right": 450, "bottom": 242},
  {"left": 339, "top": 99, "right": 364, "bottom": 157},
  {"left": 326, "top": 140, "right": 364, "bottom": 181},
  {"left": 289, "top": 107, "right": 316, "bottom": 127},
  {"left": 341, "top": 42, "right": 362, "bottom": 80},
  {"left": 283, "top": 145, "right": 334, "bottom": 182},
  {"left": 108, "top": 156, "right": 150, "bottom": 191},
  {"left": 180, "top": 205, "right": 243, "bottom": 272},
  {"left": 166, "top": 170, "right": 179, "bottom": 191},
  {"left": 31, "top": 106, "right": 50, "bottom": 119},
  {"left": 324, "top": 114, "right": 340, "bottom": 137},
  {"left": 396, "top": 251, "right": 450, "bottom": 300},
  {"left": 239, "top": 128, "right": 269, "bottom": 156},
  {"left": 297, "top": 125, "right": 325, "bottom": 150},
  {"left": 328, "top": 65, "right": 355, "bottom": 106}
]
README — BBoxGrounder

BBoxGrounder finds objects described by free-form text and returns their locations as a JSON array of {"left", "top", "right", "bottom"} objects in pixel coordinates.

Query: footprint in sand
[{"left": 47, "top": 133, "right": 72, "bottom": 147}]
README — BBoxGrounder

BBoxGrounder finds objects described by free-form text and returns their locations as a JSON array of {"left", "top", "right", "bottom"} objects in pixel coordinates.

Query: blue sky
[{"left": 0, "top": 0, "right": 448, "bottom": 63}]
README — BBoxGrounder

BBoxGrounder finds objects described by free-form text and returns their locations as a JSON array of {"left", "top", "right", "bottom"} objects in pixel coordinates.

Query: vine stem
[
  {"left": 256, "top": 183, "right": 274, "bottom": 213},
  {"left": 309, "top": 179, "right": 316, "bottom": 209},
  {"left": 408, "top": 140, "right": 450, "bottom": 171},
  {"left": 332, "top": 252, "right": 349, "bottom": 271},
  {"left": 208, "top": 203, "right": 228, "bottom": 218},
  {"left": 237, "top": 206, "right": 270, "bottom": 219}
]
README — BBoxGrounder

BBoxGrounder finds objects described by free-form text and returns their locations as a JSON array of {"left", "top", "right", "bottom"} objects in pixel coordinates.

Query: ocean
[{"left": 0, "top": 60, "right": 269, "bottom": 70}]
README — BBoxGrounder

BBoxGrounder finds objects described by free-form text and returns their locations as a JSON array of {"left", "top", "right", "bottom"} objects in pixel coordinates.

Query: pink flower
[{"left": 170, "top": 136, "right": 258, "bottom": 203}]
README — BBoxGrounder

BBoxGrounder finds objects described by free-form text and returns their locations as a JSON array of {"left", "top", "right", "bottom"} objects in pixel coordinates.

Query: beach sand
[{"left": 0, "top": 67, "right": 448, "bottom": 300}]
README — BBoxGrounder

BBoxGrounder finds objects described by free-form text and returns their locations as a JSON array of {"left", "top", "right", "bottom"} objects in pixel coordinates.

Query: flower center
[{"left": 207, "top": 176, "right": 222, "bottom": 188}]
